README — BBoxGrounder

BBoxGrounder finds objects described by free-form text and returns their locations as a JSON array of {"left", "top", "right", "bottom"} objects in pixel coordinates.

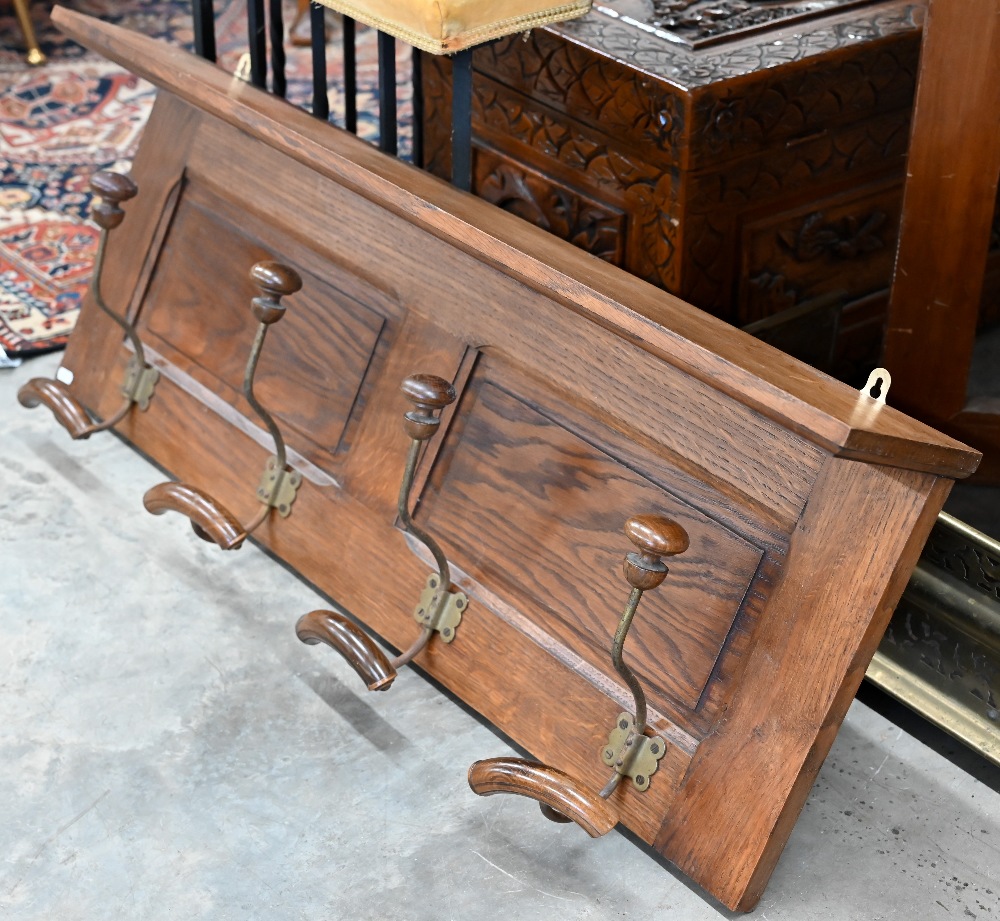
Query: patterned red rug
[{"left": 0, "top": 0, "right": 410, "bottom": 356}]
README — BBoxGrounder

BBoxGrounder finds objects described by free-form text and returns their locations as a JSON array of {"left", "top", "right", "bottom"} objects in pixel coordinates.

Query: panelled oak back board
[{"left": 50, "top": 9, "right": 979, "bottom": 912}]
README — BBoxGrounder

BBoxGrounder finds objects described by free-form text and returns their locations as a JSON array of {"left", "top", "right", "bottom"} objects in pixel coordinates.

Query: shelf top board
[{"left": 52, "top": 5, "right": 979, "bottom": 481}]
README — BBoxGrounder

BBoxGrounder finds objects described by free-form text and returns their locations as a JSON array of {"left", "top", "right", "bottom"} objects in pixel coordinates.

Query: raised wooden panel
[
  {"left": 420, "top": 373, "right": 764, "bottom": 716},
  {"left": 137, "top": 179, "right": 387, "bottom": 473}
]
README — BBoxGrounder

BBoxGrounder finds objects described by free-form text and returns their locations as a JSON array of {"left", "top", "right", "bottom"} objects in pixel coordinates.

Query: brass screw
[
  {"left": 650, "top": 743, "right": 660, "bottom": 755},
  {"left": 619, "top": 719, "right": 629, "bottom": 730},
  {"left": 635, "top": 775, "right": 645, "bottom": 785}
]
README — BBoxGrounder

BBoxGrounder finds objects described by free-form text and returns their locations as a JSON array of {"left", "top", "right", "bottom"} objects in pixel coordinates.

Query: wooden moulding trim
[
  {"left": 655, "top": 456, "right": 950, "bottom": 911},
  {"left": 50, "top": 7, "right": 980, "bottom": 479}
]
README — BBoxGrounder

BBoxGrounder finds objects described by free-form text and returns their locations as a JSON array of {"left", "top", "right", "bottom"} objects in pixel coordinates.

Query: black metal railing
[
  {"left": 246, "top": 0, "right": 267, "bottom": 88},
  {"left": 268, "top": 0, "right": 287, "bottom": 96},
  {"left": 341, "top": 13, "right": 357, "bottom": 132},
  {"left": 190, "top": 0, "right": 471, "bottom": 186},
  {"left": 376, "top": 29, "right": 397, "bottom": 156},
  {"left": 309, "top": 1, "right": 329, "bottom": 121},
  {"left": 192, "top": 0, "right": 216, "bottom": 62}
]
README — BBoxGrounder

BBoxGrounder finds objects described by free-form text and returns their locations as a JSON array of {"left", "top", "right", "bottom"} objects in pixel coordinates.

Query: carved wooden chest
[
  {"left": 30, "top": 9, "right": 980, "bottom": 913},
  {"left": 421, "top": 0, "right": 1000, "bottom": 382}
]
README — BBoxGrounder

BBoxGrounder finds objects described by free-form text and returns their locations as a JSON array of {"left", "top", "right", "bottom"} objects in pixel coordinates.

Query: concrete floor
[{"left": 2, "top": 352, "right": 999, "bottom": 920}]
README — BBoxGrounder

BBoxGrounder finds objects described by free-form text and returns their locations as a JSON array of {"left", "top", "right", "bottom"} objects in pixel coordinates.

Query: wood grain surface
[
  {"left": 657, "top": 457, "right": 949, "bottom": 910},
  {"left": 137, "top": 181, "right": 388, "bottom": 475},
  {"left": 52, "top": 6, "right": 981, "bottom": 480},
  {"left": 420, "top": 375, "right": 764, "bottom": 716},
  {"left": 48, "top": 8, "right": 979, "bottom": 911}
]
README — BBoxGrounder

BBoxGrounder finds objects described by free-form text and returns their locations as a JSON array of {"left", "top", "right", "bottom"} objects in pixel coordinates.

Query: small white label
[
  {"left": 55, "top": 365, "right": 75, "bottom": 385},
  {"left": 0, "top": 346, "right": 22, "bottom": 369}
]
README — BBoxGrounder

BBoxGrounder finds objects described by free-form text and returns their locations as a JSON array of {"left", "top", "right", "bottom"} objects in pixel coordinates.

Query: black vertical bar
[
  {"left": 377, "top": 30, "right": 397, "bottom": 155},
  {"left": 192, "top": 0, "right": 216, "bottom": 62},
  {"left": 310, "top": 2, "right": 329, "bottom": 120},
  {"left": 247, "top": 0, "right": 267, "bottom": 89},
  {"left": 411, "top": 47, "right": 424, "bottom": 167},
  {"left": 451, "top": 48, "right": 473, "bottom": 191},
  {"left": 268, "top": 0, "right": 287, "bottom": 97},
  {"left": 343, "top": 16, "right": 357, "bottom": 134}
]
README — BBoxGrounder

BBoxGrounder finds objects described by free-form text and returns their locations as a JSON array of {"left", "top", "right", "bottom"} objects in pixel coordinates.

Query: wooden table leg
[
  {"left": 882, "top": 0, "right": 1000, "bottom": 477},
  {"left": 12, "top": 0, "right": 46, "bottom": 65},
  {"left": 290, "top": 0, "right": 313, "bottom": 46}
]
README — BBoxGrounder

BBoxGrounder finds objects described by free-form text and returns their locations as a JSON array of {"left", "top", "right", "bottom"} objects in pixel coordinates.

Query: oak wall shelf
[{"left": 44, "top": 8, "right": 978, "bottom": 911}]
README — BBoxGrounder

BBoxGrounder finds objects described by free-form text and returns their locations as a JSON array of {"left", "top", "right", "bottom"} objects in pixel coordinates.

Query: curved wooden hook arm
[
  {"left": 17, "top": 378, "right": 130, "bottom": 440},
  {"left": 142, "top": 261, "right": 302, "bottom": 550},
  {"left": 466, "top": 514, "right": 689, "bottom": 835},
  {"left": 295, "top": 373, "right": 459, "bottom": 690},
  {"left": 295, "top": 610, "right": 402, "bottom": 691},
  {"left": 17, "top": 171, "right": 151, "bottom": 439},
  {"left": 295, "top": 607, "right": 436, "bottom": 692},
  {"left": 143, "top": 482, "right": 248, "bottom": 550},
  {"left": 468, "top": 759, "right": 619, "bottom": 838}
]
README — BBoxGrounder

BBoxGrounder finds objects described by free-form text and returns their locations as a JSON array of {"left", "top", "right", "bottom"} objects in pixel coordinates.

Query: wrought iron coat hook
[
  {"left": 468, "top": 514, "right": 689, "bottom": 837},
  {"left": 18, "top": 171, "right": 160, "bottom": 437},
  {"left": 295, "top": 373, "right": 468, "bottom": 691},
  {"left": 142, "top": 261, "right": 303, "bottom": 550}
]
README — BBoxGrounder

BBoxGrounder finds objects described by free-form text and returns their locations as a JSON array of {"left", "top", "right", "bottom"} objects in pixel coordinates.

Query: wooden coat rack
[{"left": 30, "top": 8, "right": 979, "bottom": 912}]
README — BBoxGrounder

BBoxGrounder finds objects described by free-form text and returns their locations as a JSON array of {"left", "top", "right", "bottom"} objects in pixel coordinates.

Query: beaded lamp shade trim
[{"left": 313, "top": 0, "right": 593, "bottom": 53}]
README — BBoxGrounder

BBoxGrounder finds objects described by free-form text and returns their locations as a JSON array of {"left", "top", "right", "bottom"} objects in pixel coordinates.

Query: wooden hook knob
[
  {"left": 400, "top": 374, "right": 456, "bottom": 441},
  {"left": 249, "top": 261, "right": 303, "bottom": 324},
  {"left": 143, "top": 482, "right": 246, "bottom": 550},
  {"left": 622, "top": 514, "right": 689, "bottom": 591},
  {"left": 296, "top": 610, "right": 397, "bottom": 691},
  {"left": 90, "top": 170, "right": 138, "bottom": 230},
  {"left": 17, "top": 378, "right": 95, "bottom": 439},
  {"left": 468, "top": 759, "right": 618, "bottom": 838}
]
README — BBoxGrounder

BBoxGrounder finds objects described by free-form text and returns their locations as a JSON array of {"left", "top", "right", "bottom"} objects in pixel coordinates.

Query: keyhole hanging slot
[{"left": 861, "top": 368, "right": 892, "bottom": 404}]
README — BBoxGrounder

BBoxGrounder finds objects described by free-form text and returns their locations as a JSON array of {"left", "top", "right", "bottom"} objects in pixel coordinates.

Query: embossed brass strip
[
  {"left": 596, "top": 0, "right": 878, "bottom": 51},
  {"left": 868, "top": 513, "right": 1000, "bottom": 766}
]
